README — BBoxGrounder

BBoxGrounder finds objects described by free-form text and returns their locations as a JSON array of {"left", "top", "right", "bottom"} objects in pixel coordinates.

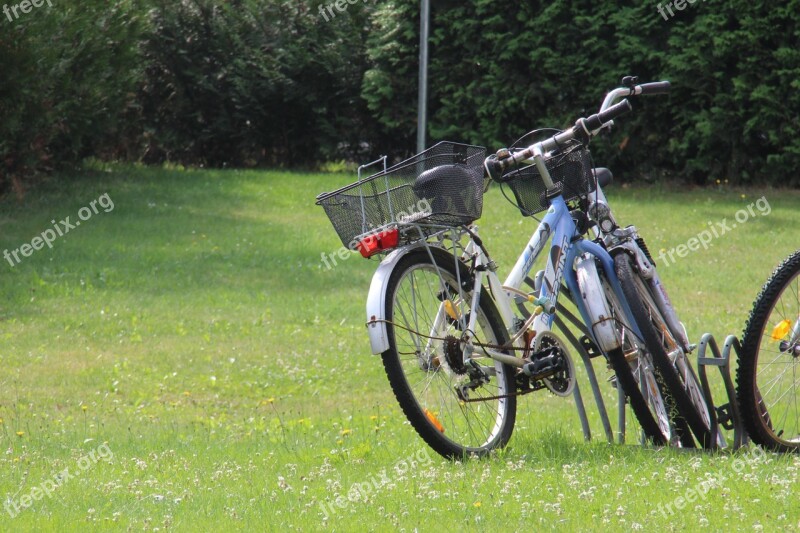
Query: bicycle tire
[
  {"left": 737, "top": 249, "right": 800, "bottom": 452},
  {"left": 599, "top": 270, "right": 689, "bottom": 446},
  {"left": 381, "top": 247, "right": 517, "bottom": 459},
  {"left": 615, "top": 252, "right": 713, "bottom": 448}
]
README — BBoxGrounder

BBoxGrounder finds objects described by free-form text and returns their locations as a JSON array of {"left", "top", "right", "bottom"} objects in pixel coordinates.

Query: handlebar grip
[
  {"left": 638, "top": 81, "right": 671, "bottom": 95},
  {"left": 583, "top": 99, "right": 633, "bottom": 131},
  {"left": 486, "top": 155, "right": 507, "bottom": 182}
]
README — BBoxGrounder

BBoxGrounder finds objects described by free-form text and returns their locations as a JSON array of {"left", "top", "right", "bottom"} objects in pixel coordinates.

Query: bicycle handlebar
[
  {"left": 638, "top": 81, "right": 671, "bottom": 96},
  {"left": 582, "top": 99, "right": 633, "bottom": 133},
  {"left": 486, "top": 78, "right": 670, "bottom": 182}
]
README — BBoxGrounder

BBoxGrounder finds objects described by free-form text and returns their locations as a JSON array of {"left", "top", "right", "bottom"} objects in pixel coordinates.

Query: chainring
[{"left": 533, "top": 331, "right": 576, "bottom": 397}]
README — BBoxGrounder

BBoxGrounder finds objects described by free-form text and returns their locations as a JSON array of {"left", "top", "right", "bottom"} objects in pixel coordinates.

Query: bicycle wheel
[
  {"left": 598, "top": 273, "right": 679, "bottom": 446},
  {"left": 737, "top": 250, "right": 800, "bottom": 452},
  {"left": 615, "top": 252, "right": 714, "bottom": 448},
  {"left": 381, "top": 246, "right": 517, "bottom": 459}
]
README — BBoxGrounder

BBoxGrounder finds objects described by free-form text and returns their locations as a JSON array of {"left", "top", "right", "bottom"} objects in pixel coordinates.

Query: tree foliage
[
  {"left": 2, "top": 0, "right": 800, "bottom": 188},
  {"left": 139, "top": 0, "right": 381, "bottom": 167},
  {"left": 0, "top": 0, "right": 144, "bottom": 194}
]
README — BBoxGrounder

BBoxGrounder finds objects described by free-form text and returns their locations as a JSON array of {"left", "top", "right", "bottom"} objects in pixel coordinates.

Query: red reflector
[{"left": 358, "top": 228, "right": 399, "bottom": 258}]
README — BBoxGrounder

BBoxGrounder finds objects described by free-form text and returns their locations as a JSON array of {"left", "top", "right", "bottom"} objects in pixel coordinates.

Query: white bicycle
[{"left": 318, "top": 78, "right": 718, "bottom": 458}]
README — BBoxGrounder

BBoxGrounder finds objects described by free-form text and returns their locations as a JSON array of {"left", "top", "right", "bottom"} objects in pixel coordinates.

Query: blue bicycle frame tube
[
  {"left": 537, "top": 197, "right": 575, "bottom": 328},
  {"left": 563, "top": 239, "right": 644, "bottom": 343},
  {"left": 503, "top": 193, "right": 642, "bottom": 344},
  {"left": 504, "top": 197, "right": 571, "bottom": 290}
]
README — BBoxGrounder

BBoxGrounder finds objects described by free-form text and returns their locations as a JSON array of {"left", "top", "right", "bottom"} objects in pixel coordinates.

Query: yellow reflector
[
  {"left": 424, "top": 409, "right": 445, "bottom": 433},
  {"left": 771, "top": 320, "right": 792, "bottom": 341},
  {"left": 444, "top": 300, "right": 459, "bottom": 321}
]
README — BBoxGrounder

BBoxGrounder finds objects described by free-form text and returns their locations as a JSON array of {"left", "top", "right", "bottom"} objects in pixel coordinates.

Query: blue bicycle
[{"left": 317, "top": 78, "right": 716, "bottom": 458}]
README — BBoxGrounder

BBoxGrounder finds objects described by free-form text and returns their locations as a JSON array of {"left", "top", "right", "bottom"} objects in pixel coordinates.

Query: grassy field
[{"left": 0, "top": 163, "right": 798, "bottom": 531}]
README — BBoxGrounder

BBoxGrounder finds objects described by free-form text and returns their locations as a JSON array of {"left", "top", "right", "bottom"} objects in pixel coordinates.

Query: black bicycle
[{"left": 737, "top": 250, "right": 800, "bottom": 452}]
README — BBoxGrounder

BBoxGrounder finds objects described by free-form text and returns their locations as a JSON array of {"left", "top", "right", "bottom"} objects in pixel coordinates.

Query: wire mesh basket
[
  {"left": 316, "top": 141, "right": 488, "bottom": 249},
  {"left": 500, "top": 136, "right": 595, "bottom": 217}
]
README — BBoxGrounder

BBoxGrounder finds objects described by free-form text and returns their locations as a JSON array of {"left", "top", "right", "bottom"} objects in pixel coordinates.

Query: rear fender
[{"left": 366, "top": 243, "right": 428, "bottom": 354}]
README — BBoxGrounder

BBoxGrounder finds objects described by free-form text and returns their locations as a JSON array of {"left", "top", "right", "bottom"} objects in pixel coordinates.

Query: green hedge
[
  {"left": 2, "top": 0, "right": 799, "bottom": 187},
  {"left": 364, "top": 0, "right": 800, "bottom": 185},
  {"left": 0, "top": 0, "right": 144, "bottom": 194},
  {"left": 138, "top": 0, "right": 381, "bottom": 167}
]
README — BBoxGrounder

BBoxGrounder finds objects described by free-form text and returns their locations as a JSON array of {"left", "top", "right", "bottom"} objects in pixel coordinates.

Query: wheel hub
[{"left": 779, "top": 340, "right": 800, "bottom": 358}]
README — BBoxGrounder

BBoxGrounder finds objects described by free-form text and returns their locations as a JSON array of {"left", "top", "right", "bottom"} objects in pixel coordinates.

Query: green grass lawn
[{"left": 0, "top": 164, "right": 798, "bottom": 531}]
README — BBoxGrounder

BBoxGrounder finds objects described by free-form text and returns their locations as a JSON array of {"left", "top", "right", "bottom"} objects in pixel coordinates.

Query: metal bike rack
[
  {"left": 696, "top": 333, "right": 749, "bottom": 450},
  {"left": 556, "top": 286, "right": 617, "bottom": 444},
  {"left": 527, "top": 283, "right": 751, "bottom": 450},
  {"left": 557, "top": 325, "right": 750, "bottom": 449}
]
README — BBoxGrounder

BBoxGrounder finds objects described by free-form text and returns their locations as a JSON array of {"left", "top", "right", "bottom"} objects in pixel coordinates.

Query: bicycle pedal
[
  {"left": 524, "top": 331, "right": 575, "bottom": 397},
  {"left": 715, "top": 403, "right": 735, "bottom": 431}
]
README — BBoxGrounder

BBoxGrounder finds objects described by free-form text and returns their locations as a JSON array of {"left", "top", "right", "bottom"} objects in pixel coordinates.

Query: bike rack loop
[
  {"left": 556, "top": 285, "right": 617, "bottom": 444},
  {"left": 696, "top": 333, "right": 749, "bottom": 450}
]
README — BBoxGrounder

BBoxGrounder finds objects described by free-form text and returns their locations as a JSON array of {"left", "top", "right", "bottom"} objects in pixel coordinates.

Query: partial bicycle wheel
[
  {"left": 382, "top": 246, "right": 517, "bottom": 459},
  {"left": 737, "top": 249, "right": 800, "bottom": 452},
  {"left": 615, "top": 252, "right": 714, "bottom": 448},
  {"left": 597, "top": 272, "right": 685, "bottom": 446}
]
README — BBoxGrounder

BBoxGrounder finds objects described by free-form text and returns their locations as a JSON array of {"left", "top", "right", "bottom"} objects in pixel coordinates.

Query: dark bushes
[{"left": 2, "top": 0, "right": 799, "bottom": 188}]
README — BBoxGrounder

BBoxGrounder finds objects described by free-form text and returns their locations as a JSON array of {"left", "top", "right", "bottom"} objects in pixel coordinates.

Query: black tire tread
[
  {"left": 737, "top": 249, "right": 800, "bottom": 452},
  {"left": 615, "top": 252, "right": 713, "bottom": 448}
]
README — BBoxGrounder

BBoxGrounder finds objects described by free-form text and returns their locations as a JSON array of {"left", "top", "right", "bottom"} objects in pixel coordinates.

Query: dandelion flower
[
  {"left": 16, "top": 431, "right": 24, "bottom": 437},
  {"left": 340, "top": 428, "right": 352, "bottom": 437},
  {"left": 473, "top": 502, "right": 481, "bottom": 508}
]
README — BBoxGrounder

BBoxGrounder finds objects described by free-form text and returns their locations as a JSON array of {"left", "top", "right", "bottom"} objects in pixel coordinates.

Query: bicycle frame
[
  {"left": 477, "top": 194, "right": 643, "bottom": 365},
  {"left": 365, "top": 189, "right": 643, "bottom": 374}
]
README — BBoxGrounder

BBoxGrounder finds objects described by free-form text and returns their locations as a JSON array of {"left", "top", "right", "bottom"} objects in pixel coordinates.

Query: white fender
[
  {"left": 575, "top": 254, "right": 621, "bottom": 352},
  {"left": 365, "top": 243, "right": 426, "bottom": 354}
]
